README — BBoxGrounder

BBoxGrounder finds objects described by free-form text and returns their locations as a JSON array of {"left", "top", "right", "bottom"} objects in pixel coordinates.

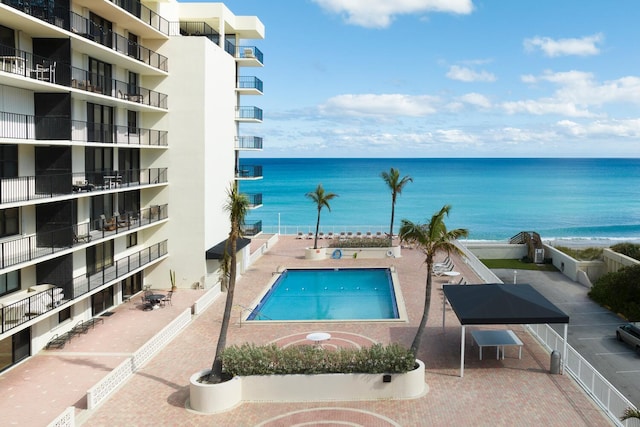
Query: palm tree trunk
[
  {"left": 209, "top": 240, "right": 237, "bottom": 382},
  {"left": 410, "top": 263, "right": 432, "bottom": 356},
  {"left": 389, "top": 202, "right": 395, "bottom": 244},
  {"left": 313, "top": 209, "right": 321, "bottom": 249}
]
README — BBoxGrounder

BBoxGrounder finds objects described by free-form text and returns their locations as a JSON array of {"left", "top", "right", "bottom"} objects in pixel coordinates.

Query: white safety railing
[
  {"left": 47, "top": 406, "right": 74, "bottom": 427},
  {"left": 526, "top": 323, "right": 640, "bottom": 427}
]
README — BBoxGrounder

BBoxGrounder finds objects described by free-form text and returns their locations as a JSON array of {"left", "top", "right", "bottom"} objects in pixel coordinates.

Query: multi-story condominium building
[{"left": 0, "top": 0, "right": 264, "bottom": 372}]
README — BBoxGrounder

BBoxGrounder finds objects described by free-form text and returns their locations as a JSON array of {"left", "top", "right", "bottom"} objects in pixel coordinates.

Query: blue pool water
[{"left": 246, "top": 268, "right": 399, "bottom": 321}]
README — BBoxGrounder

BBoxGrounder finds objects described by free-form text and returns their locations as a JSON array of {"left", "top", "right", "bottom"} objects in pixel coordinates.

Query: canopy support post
[
  {"left": 460, "top": 325, "right": 466, "bottom": 377},
  {"left": 562, "top": 323, "right": 568, "bottom": 375}
]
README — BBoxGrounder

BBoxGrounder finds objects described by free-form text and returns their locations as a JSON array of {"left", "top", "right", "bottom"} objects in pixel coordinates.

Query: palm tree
[
  {"left": 305, "top": 183, "right": 338, "bottom": 250},
  {"left": 380, "top": 167, "right": 413, "bottom": 243},
  {"left": 206, "top": 184, "right": 249, "bottom": 383},
  {"left": 621, "top": 407, "right": 640, "bottom": 421},
  {"left": 399, "top": 205, "right": 469, "bottom": 356}
]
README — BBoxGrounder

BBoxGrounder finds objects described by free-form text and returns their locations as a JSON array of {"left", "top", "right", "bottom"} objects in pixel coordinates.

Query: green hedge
[
  {"left": 329, "top": 237, "right": 390, "bottom": 248},
  {"left": 611, "top": 243, "right": 640, "bottom": 261},
  {"left": 221, "top": 343, "right": 416, "bottom": 376},
  {"left": 589, "top": 264, "right": 640, "bottom": 321}
]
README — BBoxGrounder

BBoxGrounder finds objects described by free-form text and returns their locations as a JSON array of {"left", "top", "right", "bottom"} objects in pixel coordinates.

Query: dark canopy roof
[
  {"left": 442, "top": 283, "right": 569, "bottom": 325},
  {"left": 205, "top": 238, "right": 251, "bottom": 260}
]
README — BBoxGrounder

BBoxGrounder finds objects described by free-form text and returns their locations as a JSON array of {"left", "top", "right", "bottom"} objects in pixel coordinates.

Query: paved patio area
[{"left": 0, "top": 236, "right": 610, "bottom": 426}]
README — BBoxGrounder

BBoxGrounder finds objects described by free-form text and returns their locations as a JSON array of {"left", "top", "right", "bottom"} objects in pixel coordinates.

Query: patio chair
[
  {"left": 296, "top": 232, "right": 304, "bottom": 239},
  {"left": 306, "top": 232, "right": 314, "bottom": 239},
  {"left": 161, "top": 291, "right": 173, "bottom": 307},
  {"left": 318, "top": 232, "right": 325, "bottom": 239},
  {"left": 339, "top": 231, "right": 347, "bottom": 240},
  {"left": 326, "top": 232, "right": 334, "bottom": 239}
]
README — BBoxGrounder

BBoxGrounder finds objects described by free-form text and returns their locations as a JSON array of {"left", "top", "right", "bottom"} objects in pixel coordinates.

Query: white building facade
[{"left": 0, "top": 0, "right": 264, "bottom": 371}]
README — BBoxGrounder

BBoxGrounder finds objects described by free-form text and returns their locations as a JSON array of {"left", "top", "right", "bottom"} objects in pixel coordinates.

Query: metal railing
[
  {"left": 237, "top": 46, "right": 264, "bottom": 64},
  {"left": 0, "top": 111, "right": 168, "bottom": 146},
  {"left": 0, "top": 204, "right": 168, "bottom": 270},
  {"left": 0, "top": 167, "right": 168, "bottom": 204},
  {"left": 237, "top": 76, "right": 263, "bottom": 93},
  {"left": 235, "top": 106, "right": 263, "bottom": 121},
  {"left": 244, "top": 193, "right": 262, "bottom": 207},
  {"left": 0, "top": 3, "right": 168, "bottom": 71},
  {"left": 526, "top": 323, "right": 640, "bottom": 427},
  {"left": 243, "top": 220, "right": 262, "bottom": 236},
  {"left": 167, "top": 21, "right": 220, "bottom": 45},
  {"left": 235, "top": 165, "right": 262, "bottom": 179},
  {"left": 108, "top": 0, "right": 170, "bottom": 35},
  {"left": 0, "top": 43, "right": 168, "bottom": 108},
  {"left": 235, "top": 136, "right": 263, "bottom": 150},
  {"left": 0, "top": 240, "right": 168, "bottom": 334}
]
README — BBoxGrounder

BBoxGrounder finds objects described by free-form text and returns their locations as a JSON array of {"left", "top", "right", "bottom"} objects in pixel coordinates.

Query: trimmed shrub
[
  {"left": 330, "top": 237, "right": 390, "bottom": 248},
  {"left": 554, "top": 245, "right": 603, "bottom": 261},
  {"left": 589, "top": 264, "right": 640, "bottom": 321},
  {"left": 221, "top": 343, "right": 416, "bottom": 376}
]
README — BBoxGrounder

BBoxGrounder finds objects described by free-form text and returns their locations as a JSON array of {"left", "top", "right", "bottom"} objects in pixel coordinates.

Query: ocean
[{"left": 240, "top": 158, "right": 640, "bottom": 242}]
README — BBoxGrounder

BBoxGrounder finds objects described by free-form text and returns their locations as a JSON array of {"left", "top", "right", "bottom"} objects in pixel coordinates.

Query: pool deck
[{"left": 0, "top": 235, "right": 609, "bottom": 426}]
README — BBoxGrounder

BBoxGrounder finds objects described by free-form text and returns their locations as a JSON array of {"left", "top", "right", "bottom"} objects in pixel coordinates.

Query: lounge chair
[
  {"left": 295, "top": 232, "right": 304, "bottom": 239},
  {"left": 306, "top": 232, "right": 314, "bottom": 239},
  {"left": 365, "top": 231, "right": 372, "bottom": 238},
  {"left": 318, "top": 232, "right": 325, "bottom": 239},
  {"left": 346, "top": 231, "right": 353, "bottom": 239},
  {"left": 326, "top": 232, "right": 334, "bottom": 239},
  {"left": 339, "top": 232, "right": 347, "bottom": 240},
  {"left": 355, "top": 231, "right": 363, "bottom": 238}
]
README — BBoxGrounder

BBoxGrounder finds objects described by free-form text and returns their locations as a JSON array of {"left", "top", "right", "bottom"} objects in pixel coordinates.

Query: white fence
[
  {"left": 86, "top": 308, "right": 192, "bottom": 409},
  {"left": 526, "top": 323, "right": 640, "bottom": 427}
]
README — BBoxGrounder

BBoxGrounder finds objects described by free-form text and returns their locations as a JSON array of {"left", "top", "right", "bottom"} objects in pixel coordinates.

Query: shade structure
[
  {"left": 205, "top": 237, "right": 251, "bottom": 260},
  {"left": 442, "top": 283, "right": 570, "bottom": 377}
]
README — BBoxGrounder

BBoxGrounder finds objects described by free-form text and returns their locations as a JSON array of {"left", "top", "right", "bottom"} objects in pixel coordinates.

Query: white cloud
[
  {"left": 524, "top": 33, "right": 604, "bottom": 57},
  {"left": 312, "top": 0, "right": 473, "bottom": 28},
  {"left": 502, "top": 99, "right": 595, "bottom": 117},
  {"left": 557, "top": 119, "right": 640, "bottom": 137},
  {"left": 319, "top": 94, "right": 440, "bottom": 117},
  {"left": 447, "top": 65, "right": 496, "bottom": 82}
]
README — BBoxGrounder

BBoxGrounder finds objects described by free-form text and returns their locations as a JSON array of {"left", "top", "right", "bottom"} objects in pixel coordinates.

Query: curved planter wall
[{"left": 189, "top": 360, "right": 427, "bottom": 414}]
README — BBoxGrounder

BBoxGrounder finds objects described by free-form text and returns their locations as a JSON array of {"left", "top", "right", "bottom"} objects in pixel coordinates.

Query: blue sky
[{"left": 184, "top": 0, "right": 640, "bottom": 158}]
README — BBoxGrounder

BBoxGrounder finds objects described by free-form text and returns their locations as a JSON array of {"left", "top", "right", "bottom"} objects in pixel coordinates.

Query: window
[
  {"left": 86, "top": 103, "right": 114, "bottom": 143},
  {"left": 0, "top": 208, "right": 19, "bottom": 238},
  {"left": 89, "top": 13, "right": 113, "bottom": 48},
  {"left": 86, "top": 241, "right": 114, "bottom": 276},
  {"left": 88, "top": 57, "right": 112, "bottom": 94},
  {"left": 0, "top": 270, "right": 20, "bottom": 297},
  {"left": 0, "top": 144, "right": 18, "bottom": 178},
  {"left": 58, "top": 306, "right": 71, "bottom": 323},
  {"left": 128, "top": 32, "right": 139, "bottom": 58},
  {"left": 127, "top": 110, "right": 138, "bottom": 135},
  {"left": 126, "top": 232, "right": 137, "bottom": 248}
]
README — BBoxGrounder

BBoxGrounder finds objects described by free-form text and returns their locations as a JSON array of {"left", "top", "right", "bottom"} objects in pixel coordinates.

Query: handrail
[
  {"left": 0, "top": 240, "right": 168, "bottom": 334},
  {"left": 0, "top": 167, "right": 168, "bottom": 204},
  {"left": 0, "top": 111, "right": 168, "bottom": 146},
  {"left": 235, "top": 136, "right": 263, "bottom": 150},
  {"left": 0, "top": 204, "right": 168, "bottom": 271},
  {"left": 108, "top": 0, "right": 171, "bottom": 36}
]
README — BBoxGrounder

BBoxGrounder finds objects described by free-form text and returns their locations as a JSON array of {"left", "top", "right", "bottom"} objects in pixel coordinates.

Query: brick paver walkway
[{"left": 0, "top": 236, "right": 610, "bottom": 426}]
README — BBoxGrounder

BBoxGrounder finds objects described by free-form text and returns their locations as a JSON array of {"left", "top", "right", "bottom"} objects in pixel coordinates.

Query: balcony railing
[
  {"left": 0, "top": 240, "right": 168, "bottom": 334},
  {"left": 0, "top": 204, "right": 168, "bottom": 270},
  {"left": 0, "top": 43, "right": 168, "bottom": 109},
  {"left": 237, "top": 46, "right": 264, "bottom": 64},
  {"left": 0, "top": 2, "right": 168, "bottom": 71},
  {"left": 0, "top": 111, "right": 168, "bottom": 146},
  {"left": 243, "top": 220, "right": 262, "bottom": 236},
  {"left": 244, "top": 193, "right": 262, "bottom": 208},
  {"left": 237, "top": 76, "right": 263, "bottom": 93},
  {"left": 235, "top": 165, "right": 263, "bottom": 179},
  {"left": 168, "top": 21, "right": 220, "bottom": 45},
  {"left": 0, "top": 167, "right": 168, "bottom": 204},
  {"left": 235, "top": 136, "right": 263, "bottom": 150},
  {"left": 69, "top": 12, "right": 168, "bottom": 71},
  {"left": 235, "top": 106, "right": 263, "bottom": 121},
  {"left": 108, "top": 0, "right": 170, "bottom": 35}
]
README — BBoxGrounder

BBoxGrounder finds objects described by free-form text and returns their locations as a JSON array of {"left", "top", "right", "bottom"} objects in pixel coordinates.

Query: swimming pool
[{"left": 246, "top": 268, "right": 406, "bottom": 321}]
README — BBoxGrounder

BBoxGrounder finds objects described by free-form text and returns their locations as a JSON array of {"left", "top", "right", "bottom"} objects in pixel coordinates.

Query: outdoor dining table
[{"left": 146, "top": 294, "right": 166, "bottom": 310}]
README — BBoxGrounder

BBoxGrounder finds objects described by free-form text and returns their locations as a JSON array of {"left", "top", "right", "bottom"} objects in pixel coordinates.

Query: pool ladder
[{"left": 235, "top": 304, "right": 271, "bottom": 327}]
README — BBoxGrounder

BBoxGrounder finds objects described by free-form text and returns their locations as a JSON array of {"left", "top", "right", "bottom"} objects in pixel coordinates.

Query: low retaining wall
[
  {"left": 306, "top": 246, "right": 401, "bottom": 260},
  {"left": 189, "top": 359, "right": 427, "bottom": 414}
]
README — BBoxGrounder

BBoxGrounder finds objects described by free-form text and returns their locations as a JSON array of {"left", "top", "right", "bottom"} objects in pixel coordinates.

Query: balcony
[
  {"left": 0, "top": 44, "right": 169, "bottom": 109},
  {"left": 0, "top": 240, "right": 168, "bottom": 334},
  {"left": 108, "top": 0, "right": 170, "bottom": 35},
  {"left": 236, "top": 46, "right": 263, "bottom": 67},
  {"left": 243, "top": 220, "right": 262, "bottom": 236},
  {"left": 168, "top": 21, "right": 220, "bottom": 45},
  {"left": 0, "top": 204, "right": 168, "bottom": 271},
  {"left": 0, "top": 3, "right": 168, "bottom": 71},
  {"left": 235, "top": 136, "right": 263, "bottom": 150},
  {"left": 235, "top": 106, "right": 263, "bottom": 123},
  {"left": 0, "top": 167, "right": 168, "bottom": 205},
  {"left": 235, "top": 165, "right": 262, "bottom": 180},
  {"left": 244, "top": 193, "right": 263, "bottom": 209},
  {"left": 236, "top": 76, "right": 263, "bottom": 95},
  {"left": 0, "top": 111, "right": 168, "bottom": 147}
]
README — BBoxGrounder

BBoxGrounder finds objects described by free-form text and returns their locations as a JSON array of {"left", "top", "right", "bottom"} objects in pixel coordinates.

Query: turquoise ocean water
[{"left": 240, "top": 158, "right": 640, "bottom": 241}]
